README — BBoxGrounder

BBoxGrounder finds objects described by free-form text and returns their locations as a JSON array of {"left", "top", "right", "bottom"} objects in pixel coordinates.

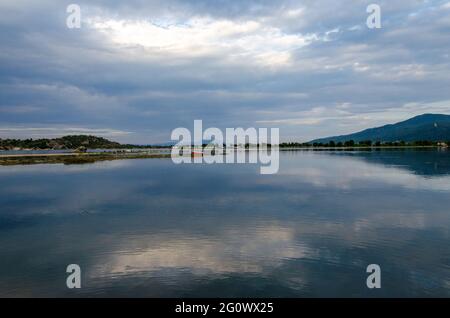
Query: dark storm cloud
[{"left": 0, "top": 0, "right": 449, "bottom": 143}]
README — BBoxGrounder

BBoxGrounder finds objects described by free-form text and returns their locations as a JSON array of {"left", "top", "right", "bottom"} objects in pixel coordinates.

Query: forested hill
[
  {"left": 0, "top": 135, "right": 129, "bottom": 150},
  {"left": 310, "top": 114, "right": 450, "bottom": 143}
]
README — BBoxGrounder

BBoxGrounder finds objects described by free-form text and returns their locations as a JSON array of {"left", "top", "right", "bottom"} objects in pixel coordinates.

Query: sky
[{"left": 0, "top": 0, "right": 450, "bottom": 144}]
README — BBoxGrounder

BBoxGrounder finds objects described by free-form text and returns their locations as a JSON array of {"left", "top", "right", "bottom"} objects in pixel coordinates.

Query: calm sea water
[{"left": 0, "top": 150, "right": 449, "bottom": 297}]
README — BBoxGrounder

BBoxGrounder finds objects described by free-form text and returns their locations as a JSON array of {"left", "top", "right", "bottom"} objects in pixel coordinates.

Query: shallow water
[{"left": 0, "top": 150, "right": 449, "bottom": 297}]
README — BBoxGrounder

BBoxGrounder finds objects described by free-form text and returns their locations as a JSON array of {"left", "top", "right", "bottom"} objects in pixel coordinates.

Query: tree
[{"left": 344, "top": 140, "right": 355, "bottom": 147}]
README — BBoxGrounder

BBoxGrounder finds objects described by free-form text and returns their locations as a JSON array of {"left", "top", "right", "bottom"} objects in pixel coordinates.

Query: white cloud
[{"left": 87, "top": 16, "right": 315, "bottom": 67}]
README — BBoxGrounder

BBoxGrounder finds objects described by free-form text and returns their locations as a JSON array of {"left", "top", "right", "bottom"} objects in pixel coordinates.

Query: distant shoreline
[
  {"left": 279, "top": 145, "right": 441, "bottom": 150},
  {"left": 0, "top": 146, "right": 446, "bottom": 166}
]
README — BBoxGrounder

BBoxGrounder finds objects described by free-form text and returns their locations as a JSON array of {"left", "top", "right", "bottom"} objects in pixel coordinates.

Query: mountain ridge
[{"left": 310, "top": 113, "right": 450, "bottom": 143}]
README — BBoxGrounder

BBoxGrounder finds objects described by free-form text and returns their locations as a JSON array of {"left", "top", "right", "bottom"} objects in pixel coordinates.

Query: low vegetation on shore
[{"left": 0, "top": 152, "right": 171, "bottom": 166}]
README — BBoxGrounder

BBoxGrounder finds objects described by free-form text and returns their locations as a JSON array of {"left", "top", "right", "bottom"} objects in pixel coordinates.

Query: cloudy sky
[{"left": 1, "top": 0, "right": 450, "bottom": 143}]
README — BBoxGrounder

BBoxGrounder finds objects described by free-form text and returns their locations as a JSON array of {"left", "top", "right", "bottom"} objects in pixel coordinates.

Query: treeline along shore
[
  {"left": 0, "top": 135, "right": 448, "bottom": 166},
  {"left": 1, "top": 135, "right": 448, "bottom": 152},
  {"left": 279, "top": 140, "right": 449, "bottom": 148}
]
